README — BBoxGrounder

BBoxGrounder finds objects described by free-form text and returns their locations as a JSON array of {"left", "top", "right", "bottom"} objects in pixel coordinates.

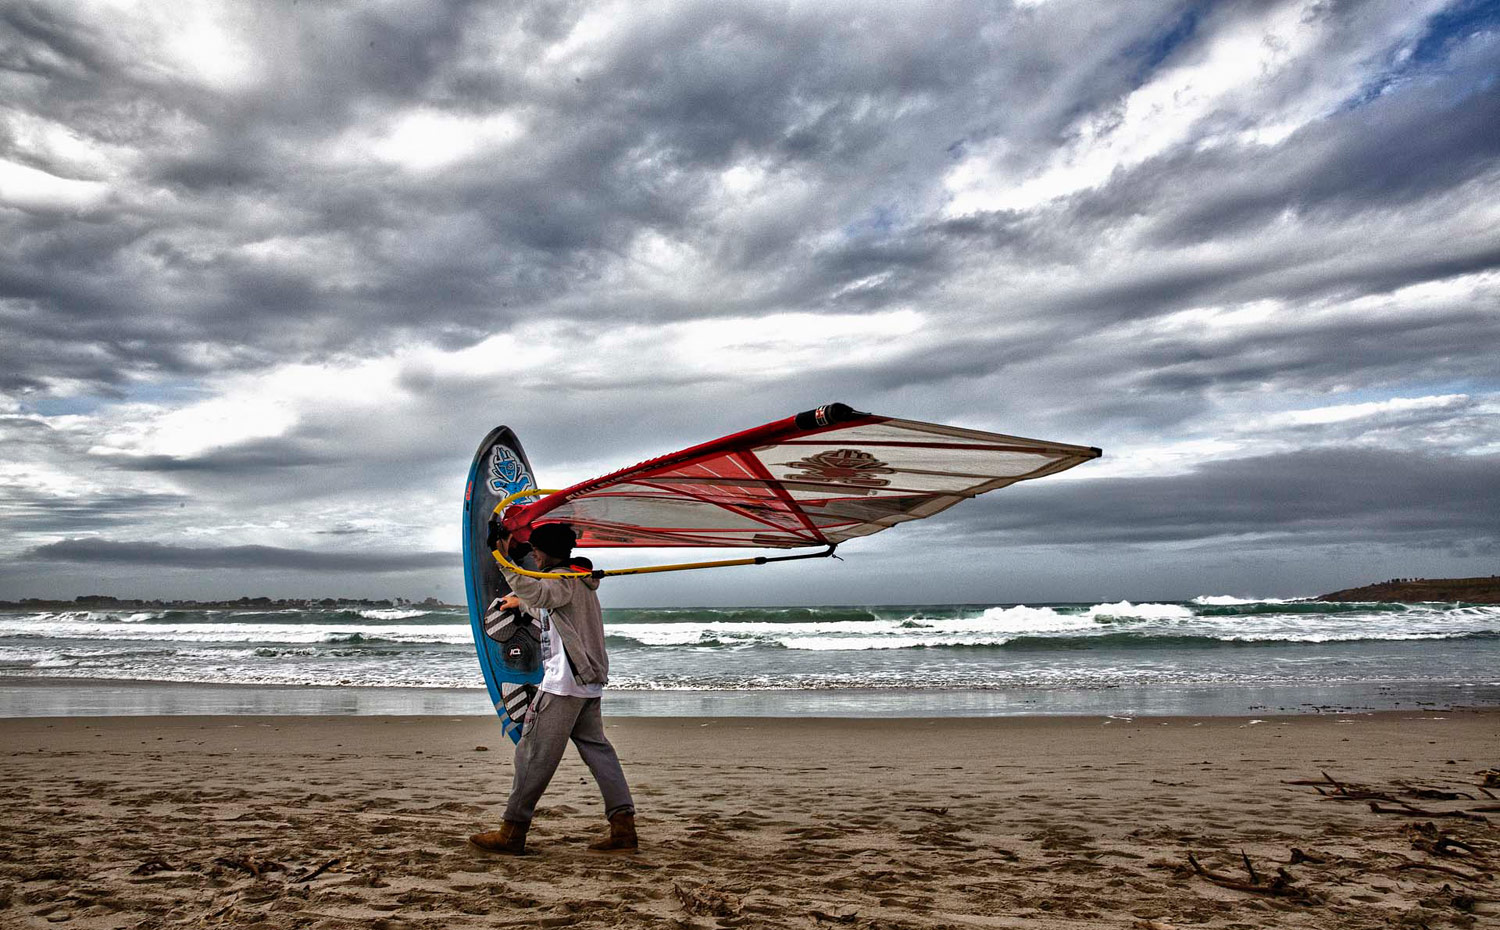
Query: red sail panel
[{"left": 503, "top": 404, "right": 1100, "bottom": 549}]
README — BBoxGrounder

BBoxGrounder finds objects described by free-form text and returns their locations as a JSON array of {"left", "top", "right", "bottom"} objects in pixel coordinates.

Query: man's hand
[
  {"left": 486, "top": 515, "right": 510, "bottom": 552},
  {"left": 497, "top": 593, "right": 521, "bottom": 611}
]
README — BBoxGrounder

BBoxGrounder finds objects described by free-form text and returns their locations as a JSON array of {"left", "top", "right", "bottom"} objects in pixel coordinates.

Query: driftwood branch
[
  {"left": 1393, "top": 860, "right": 1486, "bottom": 882},
  {"left": 1413, "top": 835, "right": 1487, "bottom": 860},
  {"left": 1319, "top": 787, "right": 1399, "bottom": 802},
  {"left": 1395, "top": 781, "right": 1474, "bottom": 801},
  {"left": 294, "top": 857, "right": 341, "bottom": 883},
  {"left": 810, "top": 909, "right": 861, "bottom": 924},
  {"left": 1186, "top": 853, "right": 1310, "bottom": 900},
  {"left": 1302, "top": 771, "right": 1400, "bottom": 803},
  {"left": 1439, "top": 837, "right": 1484, "bottom": 857},
  {"left": 1369, "top": 801, "right": 1488, "bottom": 822},
  {"left": 1240, "top": 849, "right": 1259, "bottom": 884}
]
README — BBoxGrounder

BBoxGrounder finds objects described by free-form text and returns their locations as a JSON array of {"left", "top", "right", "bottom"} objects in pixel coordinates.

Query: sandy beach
[{"left": 2, "top": 711, "right": 1497, "bottom": 929}]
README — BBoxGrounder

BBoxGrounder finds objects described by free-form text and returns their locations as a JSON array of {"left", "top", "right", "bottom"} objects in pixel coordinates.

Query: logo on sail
[{"left": 781, "top": 449, "right": 893, "bottom": 488}]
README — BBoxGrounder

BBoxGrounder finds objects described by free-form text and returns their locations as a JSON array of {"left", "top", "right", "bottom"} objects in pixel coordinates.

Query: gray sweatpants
[{"left": 504, "top": 692, "right": 634, "bottom": 824}]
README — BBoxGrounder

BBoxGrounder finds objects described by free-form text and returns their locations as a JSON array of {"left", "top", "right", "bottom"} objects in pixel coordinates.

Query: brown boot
[
  {"left": 469, "top": 819, "right": 528, "bottom": 855},
  {"left": 588, "top": 811, "right": 638, "bottom": 852}
]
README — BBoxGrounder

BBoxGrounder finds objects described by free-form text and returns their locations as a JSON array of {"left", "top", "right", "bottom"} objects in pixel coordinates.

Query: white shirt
[{"left": 538, "top": 608, "right": 604, "bottom": 698}]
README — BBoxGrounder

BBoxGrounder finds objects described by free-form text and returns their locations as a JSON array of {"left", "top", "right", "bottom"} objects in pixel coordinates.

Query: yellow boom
[{"left": 489, "top": 488, "right": 836, "bottom": 579}]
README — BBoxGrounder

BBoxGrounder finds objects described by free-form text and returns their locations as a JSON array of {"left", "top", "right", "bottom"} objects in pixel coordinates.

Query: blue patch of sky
[
  {"left": 122, "top": 378, "right": 212, "bottom": 407},
  {"left": 842, "top": 203, "right": 901, "bottom": 239},
  {"left": 1124, "top": 2, "right": 1202, "bottom": 82},
  {"left": 1044, "top": 3, "right": 1206, "bottom": 143},
  {"left": 27, "top": 377, "right": 210, "bottom": 418},
  {"left": 1404, "top": 0, "right": 1500, "bottom": 67},
  {"left": 30, "top": 396, "right": 104, "bottom": 417},
  {"left": 1059, "top": 2, "right": 1201, "bottom": 128},
  {"left": 1343, "top": 0, "right": 1500, "bottom": 110}
]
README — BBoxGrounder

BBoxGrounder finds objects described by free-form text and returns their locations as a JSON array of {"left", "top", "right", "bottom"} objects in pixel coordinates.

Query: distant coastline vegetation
[{"left": 1316, "top": 576, "right": 1500, "bottom": 604}]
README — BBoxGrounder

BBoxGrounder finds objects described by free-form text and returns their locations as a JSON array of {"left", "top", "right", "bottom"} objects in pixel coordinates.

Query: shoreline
[
  {"left": 3, "top": 711, "right": 1497, "bottom": 928},
  {"left": 6, "top": 704, "right": 1499, "bottom": 729},
  {"left": 4, "top": 674, "right": 1500, "bottom": 719}
]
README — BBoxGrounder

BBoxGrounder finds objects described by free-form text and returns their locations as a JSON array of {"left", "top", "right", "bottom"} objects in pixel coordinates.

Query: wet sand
[{"left": 2, "top": 711, "right": 1497, "bottom": 928}]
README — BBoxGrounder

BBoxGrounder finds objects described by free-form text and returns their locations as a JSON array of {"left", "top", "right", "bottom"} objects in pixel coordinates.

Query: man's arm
[{"left": 498, "top": 566, "right": 575, "bottom": 610}]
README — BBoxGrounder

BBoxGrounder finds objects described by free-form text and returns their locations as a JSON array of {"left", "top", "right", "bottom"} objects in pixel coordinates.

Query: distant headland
[
  {"left": 0, "top": 595, "right": 461, "bottom": 611},
  {"left": 1316, "top": 576, "right": 1500, "bottom": 604}
]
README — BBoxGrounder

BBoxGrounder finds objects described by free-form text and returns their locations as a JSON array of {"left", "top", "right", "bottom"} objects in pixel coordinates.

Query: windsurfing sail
[{"left": 499, "top": 403, "right": 1099, "bottom": 559}]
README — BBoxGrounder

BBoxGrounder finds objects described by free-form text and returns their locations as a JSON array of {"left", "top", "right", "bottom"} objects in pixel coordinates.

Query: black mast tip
[{"left": 794, "top": 402, "right": 860, "bottom": 429}]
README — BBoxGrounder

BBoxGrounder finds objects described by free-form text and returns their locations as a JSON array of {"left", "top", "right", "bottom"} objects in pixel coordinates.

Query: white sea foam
[
  {"left": 611, "top": 606, "right": 1101, "bottom": 649},
  {"left": 356, "top": 608, "right": 430, "bottom": 620},
  {"left": 969, "top": 605, "right": 1097, "bottom": 631},
  {"left": 117, "top": 612, "right": 166, "bottom": 623},
  {"left": 23, "top": 611, "right": 100, "bottom": 623},
  {"left": 1083, "top": 601, "right": 1195, "bottom": 622},
  {"left": 789, "top": 634, "right": 1032, "bottom": 650}
]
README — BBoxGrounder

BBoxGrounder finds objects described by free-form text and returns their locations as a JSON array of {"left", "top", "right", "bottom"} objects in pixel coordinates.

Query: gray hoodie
[{"left": 498, "top": 566, "right": 608, "bottom": 686}]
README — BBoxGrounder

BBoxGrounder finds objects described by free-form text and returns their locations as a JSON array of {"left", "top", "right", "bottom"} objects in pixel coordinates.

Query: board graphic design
[{"left": 462, "top": 427, "right": 544, "bottom": 744}]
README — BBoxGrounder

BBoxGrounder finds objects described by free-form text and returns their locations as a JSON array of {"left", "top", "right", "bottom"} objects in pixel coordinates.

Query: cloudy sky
[{"left": 2, "top": 0, "right": 1497, "bottom": 606}]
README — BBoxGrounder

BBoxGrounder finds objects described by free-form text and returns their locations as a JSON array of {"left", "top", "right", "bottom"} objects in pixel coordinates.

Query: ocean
[{"left": 3, "top": 598, "right": 1499, "bottom": 717}]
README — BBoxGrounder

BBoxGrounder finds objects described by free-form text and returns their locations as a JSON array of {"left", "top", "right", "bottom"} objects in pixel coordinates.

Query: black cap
[{"left": 529, "top": 523, "right": 577, "bottom": 559}]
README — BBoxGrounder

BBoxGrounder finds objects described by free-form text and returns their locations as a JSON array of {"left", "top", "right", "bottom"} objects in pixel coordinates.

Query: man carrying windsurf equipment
[
  {"left": 463, "top": 403, "right": 1099, "bottom": 849},
  {"left": 469, "top": 522, "right": 637, "bottom": 855}
]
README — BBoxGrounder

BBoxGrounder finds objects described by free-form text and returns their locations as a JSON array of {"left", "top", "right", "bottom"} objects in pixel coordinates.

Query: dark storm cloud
[
  {"left": 924, "top": 28, "right": 1500, "bottom": 366},
  {"left": 23, "top": 14, "right": 1483, "bottom": 398},
  {"left": 1126, "top": 301, "right": 1500, "bottom": 397},
  {"left": 20, "top": 538, "right": 454, "bottom": 572},
  {"left": 314, "top": 525, "right": 374, "bottom": 536},
  {"left": 1139, "top": 62, "right": 1500, "bottom": 250},
  {"left": 0, "top": 1, "right": 1235, "bottom": 392},
  {"left": 2, "top": 3, "right": 527, "bottom": 382},
  {"left": 0, "top": 3, "right": 107, "bottom": 81},
  {"left": 1010, "top": 100, "right": 1500, "bottom": 335},
  {"left": 0, "top": 414, "right": 51, "bottom": 432},
  {"left": 99, "top": 438, "right": 336, "bottom": 474},
  {"left": 0, "top": 488, "right": 190, "bottom": 533},
  {"left": 942, "top": 449, "right": 1500, "bottom": 552}
]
